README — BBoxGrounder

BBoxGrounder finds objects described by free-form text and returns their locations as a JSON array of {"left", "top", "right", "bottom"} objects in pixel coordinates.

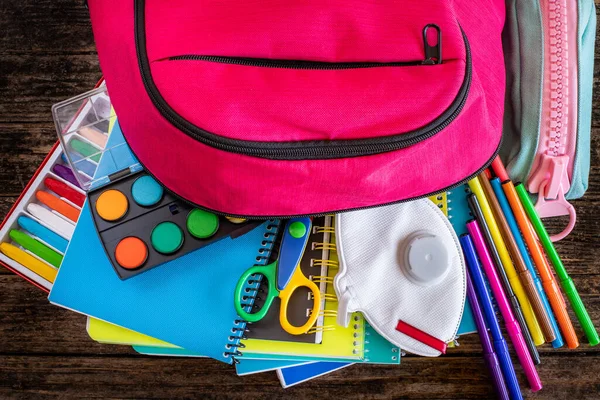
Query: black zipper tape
[{"left": 134, "top": 0, "right": 471, "bottom": 160}]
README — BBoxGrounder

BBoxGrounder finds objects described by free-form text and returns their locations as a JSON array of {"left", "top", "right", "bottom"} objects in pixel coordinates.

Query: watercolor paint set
[{"left": 86, "top": 169, "right": 261, "bottom": 279}]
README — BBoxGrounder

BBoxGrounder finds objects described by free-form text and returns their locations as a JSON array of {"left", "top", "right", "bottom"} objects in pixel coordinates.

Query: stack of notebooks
[{"left": 0, "top": 87, "right": 477, "bottom": 388}]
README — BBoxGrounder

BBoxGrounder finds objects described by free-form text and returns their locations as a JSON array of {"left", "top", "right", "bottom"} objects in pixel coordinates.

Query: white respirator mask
[{"left": 334, "top": 199, "right": 466, "bottom": 356}]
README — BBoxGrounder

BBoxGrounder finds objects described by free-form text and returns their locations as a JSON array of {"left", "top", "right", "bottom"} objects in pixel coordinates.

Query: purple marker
[
  {"left": 466, "top": 272, "right": 509, "bottom": 400},
  {"left": 53, "top": 163, "right": 82, "bottom": 189}
]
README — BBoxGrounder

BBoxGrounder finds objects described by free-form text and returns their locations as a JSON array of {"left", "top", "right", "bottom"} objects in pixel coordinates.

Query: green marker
[
  {"left": 515, "top": 183, "right": 599, "bottom": 346},
  {"left": 70, "top": 138, "right": 101, "bottom": 163},
  {"left": 9, "top": 230, "right": 63, "bottom": 268}
]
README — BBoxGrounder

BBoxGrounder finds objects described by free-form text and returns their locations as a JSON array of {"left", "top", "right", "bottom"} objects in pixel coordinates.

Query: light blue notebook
[
  {"left": 448, "top": 185, "right": 477, "bottom": 336},
  {"left": 49, "top": 123, "right": 278, "bottom": 364}
]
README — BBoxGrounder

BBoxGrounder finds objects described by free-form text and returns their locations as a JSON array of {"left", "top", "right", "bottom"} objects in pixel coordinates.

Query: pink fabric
[
  {"left": 88, "top": 0, "right": 506, "bottom": 217},
  {"left": 151, "top": 60, "right": 465, "bottom": 141}
]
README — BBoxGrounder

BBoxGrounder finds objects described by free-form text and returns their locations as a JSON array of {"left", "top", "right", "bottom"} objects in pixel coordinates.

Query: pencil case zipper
[{"left": 526, "top": 0, "right": 579, "bottom": 241}]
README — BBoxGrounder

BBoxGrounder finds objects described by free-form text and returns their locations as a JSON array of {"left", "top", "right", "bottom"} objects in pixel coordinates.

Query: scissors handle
[
  {"left": 234, "top": 262, "right": 279, "bottom": 323},
  {"left": 278, "top": 266, "right": 322, "bottom": 335}
]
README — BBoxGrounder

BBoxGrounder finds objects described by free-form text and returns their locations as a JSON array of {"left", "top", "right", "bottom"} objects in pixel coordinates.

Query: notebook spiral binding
[{"left": 224, "top": 219, "right": 280, "bottom": 364}]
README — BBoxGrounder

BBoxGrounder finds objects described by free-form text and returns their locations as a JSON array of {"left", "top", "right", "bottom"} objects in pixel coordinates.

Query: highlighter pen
[
  {"left": 17, "top": 216, "right": 68, "bottom": 253},
  {"left": 492, "top": 157, "right": 579, "bottom": 348},
  {"left": 466, "top": 221, "right": 542, "bottom": 392},
  {"left": 0, "top": 243, "right": 57, "bottom": 283},
  {"left": 460, "top": 234, "right": 522, "bottom": 399},
  {"left": 478, "top": 175, "right": 555, "bottom": 342},
  {"left": 491, "top": 177, "right": 564, "bottom": 348},
  {"left": 465, "top": 268, "right": 510, "bottom": 400},
  {"left": 468, "top": 194, "right": 541, "bottom": 365},
  {"left": 515, "top": 183, "right": 600, "bottom": 346},
  {"left": 468, "top": 178, "right": 545, "bottom": 347},
  {"left": 9, "top": 230, "right": 63, "bottom": 268}
]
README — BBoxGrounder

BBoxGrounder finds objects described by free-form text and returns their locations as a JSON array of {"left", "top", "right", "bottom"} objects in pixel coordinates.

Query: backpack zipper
[
  {"left": 526, "top": 0, "right": 578, "bottom": 241},
  {"left": 166, "top": 25, "right": 442, "bottom": 69},
  {"left": 134, "top": 0, "right": 470, "bottom": 160},
  {"left": 167, "top": 55, "right": 430, "bottom": 69}
]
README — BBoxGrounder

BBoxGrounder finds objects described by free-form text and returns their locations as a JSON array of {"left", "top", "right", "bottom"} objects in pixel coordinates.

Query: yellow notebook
[{"left": 241, "top": 225, "right": 365, "bottom": 359}]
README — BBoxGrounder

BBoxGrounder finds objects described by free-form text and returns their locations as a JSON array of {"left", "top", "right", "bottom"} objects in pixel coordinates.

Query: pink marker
[{"left": 466, "top": 219, "right": 542, "bottom": 391}]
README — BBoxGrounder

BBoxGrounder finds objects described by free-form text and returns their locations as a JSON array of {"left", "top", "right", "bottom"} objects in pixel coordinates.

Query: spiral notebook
[
  {"left": 447, "top": 185, "right": 477, "bottom": 336},
  {"left": 48, "top": 124, "right": 279, "bottom": 364}
]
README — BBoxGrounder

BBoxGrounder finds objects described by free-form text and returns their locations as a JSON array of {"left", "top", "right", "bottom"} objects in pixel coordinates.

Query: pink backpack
[{"left": 88, "top": 0, "right": 506, "bottom": 217}]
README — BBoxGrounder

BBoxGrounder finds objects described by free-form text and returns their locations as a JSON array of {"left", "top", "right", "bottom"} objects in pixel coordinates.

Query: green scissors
[{"left": 234, "top": 217, "right": 321, "bottom": 335}]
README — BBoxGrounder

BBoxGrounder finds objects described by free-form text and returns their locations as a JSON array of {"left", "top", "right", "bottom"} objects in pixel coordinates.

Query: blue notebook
[
  {"left": 448, "top": 185, "right": 477, "bottom": 336},
  {"left": 49, "top": 123, "right": 278, "bottom": 364},
  {"left": 277, "top": 362, "right": 352, "bottom": 388}
]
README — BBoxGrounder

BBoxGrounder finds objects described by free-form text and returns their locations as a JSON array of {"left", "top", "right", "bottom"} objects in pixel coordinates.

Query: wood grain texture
[{"left": 0, "top": 0, "right": 599, "bottom": 398}]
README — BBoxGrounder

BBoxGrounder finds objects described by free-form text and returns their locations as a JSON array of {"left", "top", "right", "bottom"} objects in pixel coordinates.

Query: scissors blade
[{"left": 276, "top": 217, "right": 312, "bottom": 291}]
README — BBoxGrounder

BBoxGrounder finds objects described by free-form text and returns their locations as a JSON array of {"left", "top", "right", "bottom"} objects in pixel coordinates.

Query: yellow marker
[
  {"left": 468, "top": 177, "right": 544, "bottom": 345},
  {"left": 0, "top": 242, "right": 57, "bottom": 283}
]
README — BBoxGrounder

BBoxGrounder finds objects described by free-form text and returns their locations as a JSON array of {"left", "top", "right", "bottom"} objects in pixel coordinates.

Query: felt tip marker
[
  {"left": 515, "top": 183, "right": 600, "bottom": 346},
  {"left": 491, "top": 177, "right": 564, "bottom": 348},
  {"left": 461, "top": 234, "right": 523, "bottom": 398},
  {"left": 27, "top": 204, "right": 74, "bottom": 240},
  {"left": 479, "top": 174, "right": 555, "bottom": 343},
  {"left": 466, "top": 221, "right": 541, "bottom": 391},
  {"left": 17, "top": 216, "right": 68, "bottom": 253},
  {"left": 468, "top": 194, "right": 541, "bottom": 365},
  {"left": 491, "top": 156, "right": 579, "bottom": 348},
  {"left": 468, "top": 178, "right": 545, "bottom": 347},
  {"left": 0, "top": 243, "right": 57, "bottom": 283},
  {"left": 465, "top": 268, "right": 510, "bottom": 400}
]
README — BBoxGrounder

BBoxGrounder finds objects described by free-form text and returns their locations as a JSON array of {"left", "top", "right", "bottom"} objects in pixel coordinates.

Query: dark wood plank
[
  {"left": 0, "top": 0, "right": 599, "bottom": 398},
  {"left": 1, "top": 355, "right": 600, "bottom": 400}
]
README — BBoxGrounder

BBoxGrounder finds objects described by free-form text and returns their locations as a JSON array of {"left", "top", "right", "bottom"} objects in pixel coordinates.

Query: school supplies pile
[{"left": 1, "top": 0, "right": 598, "bottom": 396}]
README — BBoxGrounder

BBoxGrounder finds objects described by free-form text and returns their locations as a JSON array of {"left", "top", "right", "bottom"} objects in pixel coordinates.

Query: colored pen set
[{"left": 455, "top": 156, "right": 599, "bottom": 398}]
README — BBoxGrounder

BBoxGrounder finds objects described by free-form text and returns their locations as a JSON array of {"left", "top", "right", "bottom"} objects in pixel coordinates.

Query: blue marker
[
  {"left": 18, "top": 216, "right": 68, "bottom": 253},
  {"left": 460, "top": 234, "right": 522, "bottom": 400},
  {"left": 491, "top": 178, "right": 564, "bottom": 348}
]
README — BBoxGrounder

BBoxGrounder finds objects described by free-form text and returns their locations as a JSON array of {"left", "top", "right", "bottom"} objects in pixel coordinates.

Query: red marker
[{"left": 44, "top": 177, "right": 85, "bottom": 207}]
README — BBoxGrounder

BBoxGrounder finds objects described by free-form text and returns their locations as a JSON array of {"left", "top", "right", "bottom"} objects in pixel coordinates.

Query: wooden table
[{"left": 1, "top": 1, "right": 599, "bottom": 398}]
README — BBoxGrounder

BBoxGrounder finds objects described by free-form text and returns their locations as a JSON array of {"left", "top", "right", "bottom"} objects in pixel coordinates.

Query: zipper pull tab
[{"left": 422, "top": 24, "right": 442, "bottom": 65}]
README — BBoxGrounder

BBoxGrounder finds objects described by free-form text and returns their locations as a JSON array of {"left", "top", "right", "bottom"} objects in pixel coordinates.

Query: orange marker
[
  {"left": 36, "top": 191, "right": 81, "bottom": 223},
  {"left": 492, "top": 157, "right": 579, "bottom": 348}
]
